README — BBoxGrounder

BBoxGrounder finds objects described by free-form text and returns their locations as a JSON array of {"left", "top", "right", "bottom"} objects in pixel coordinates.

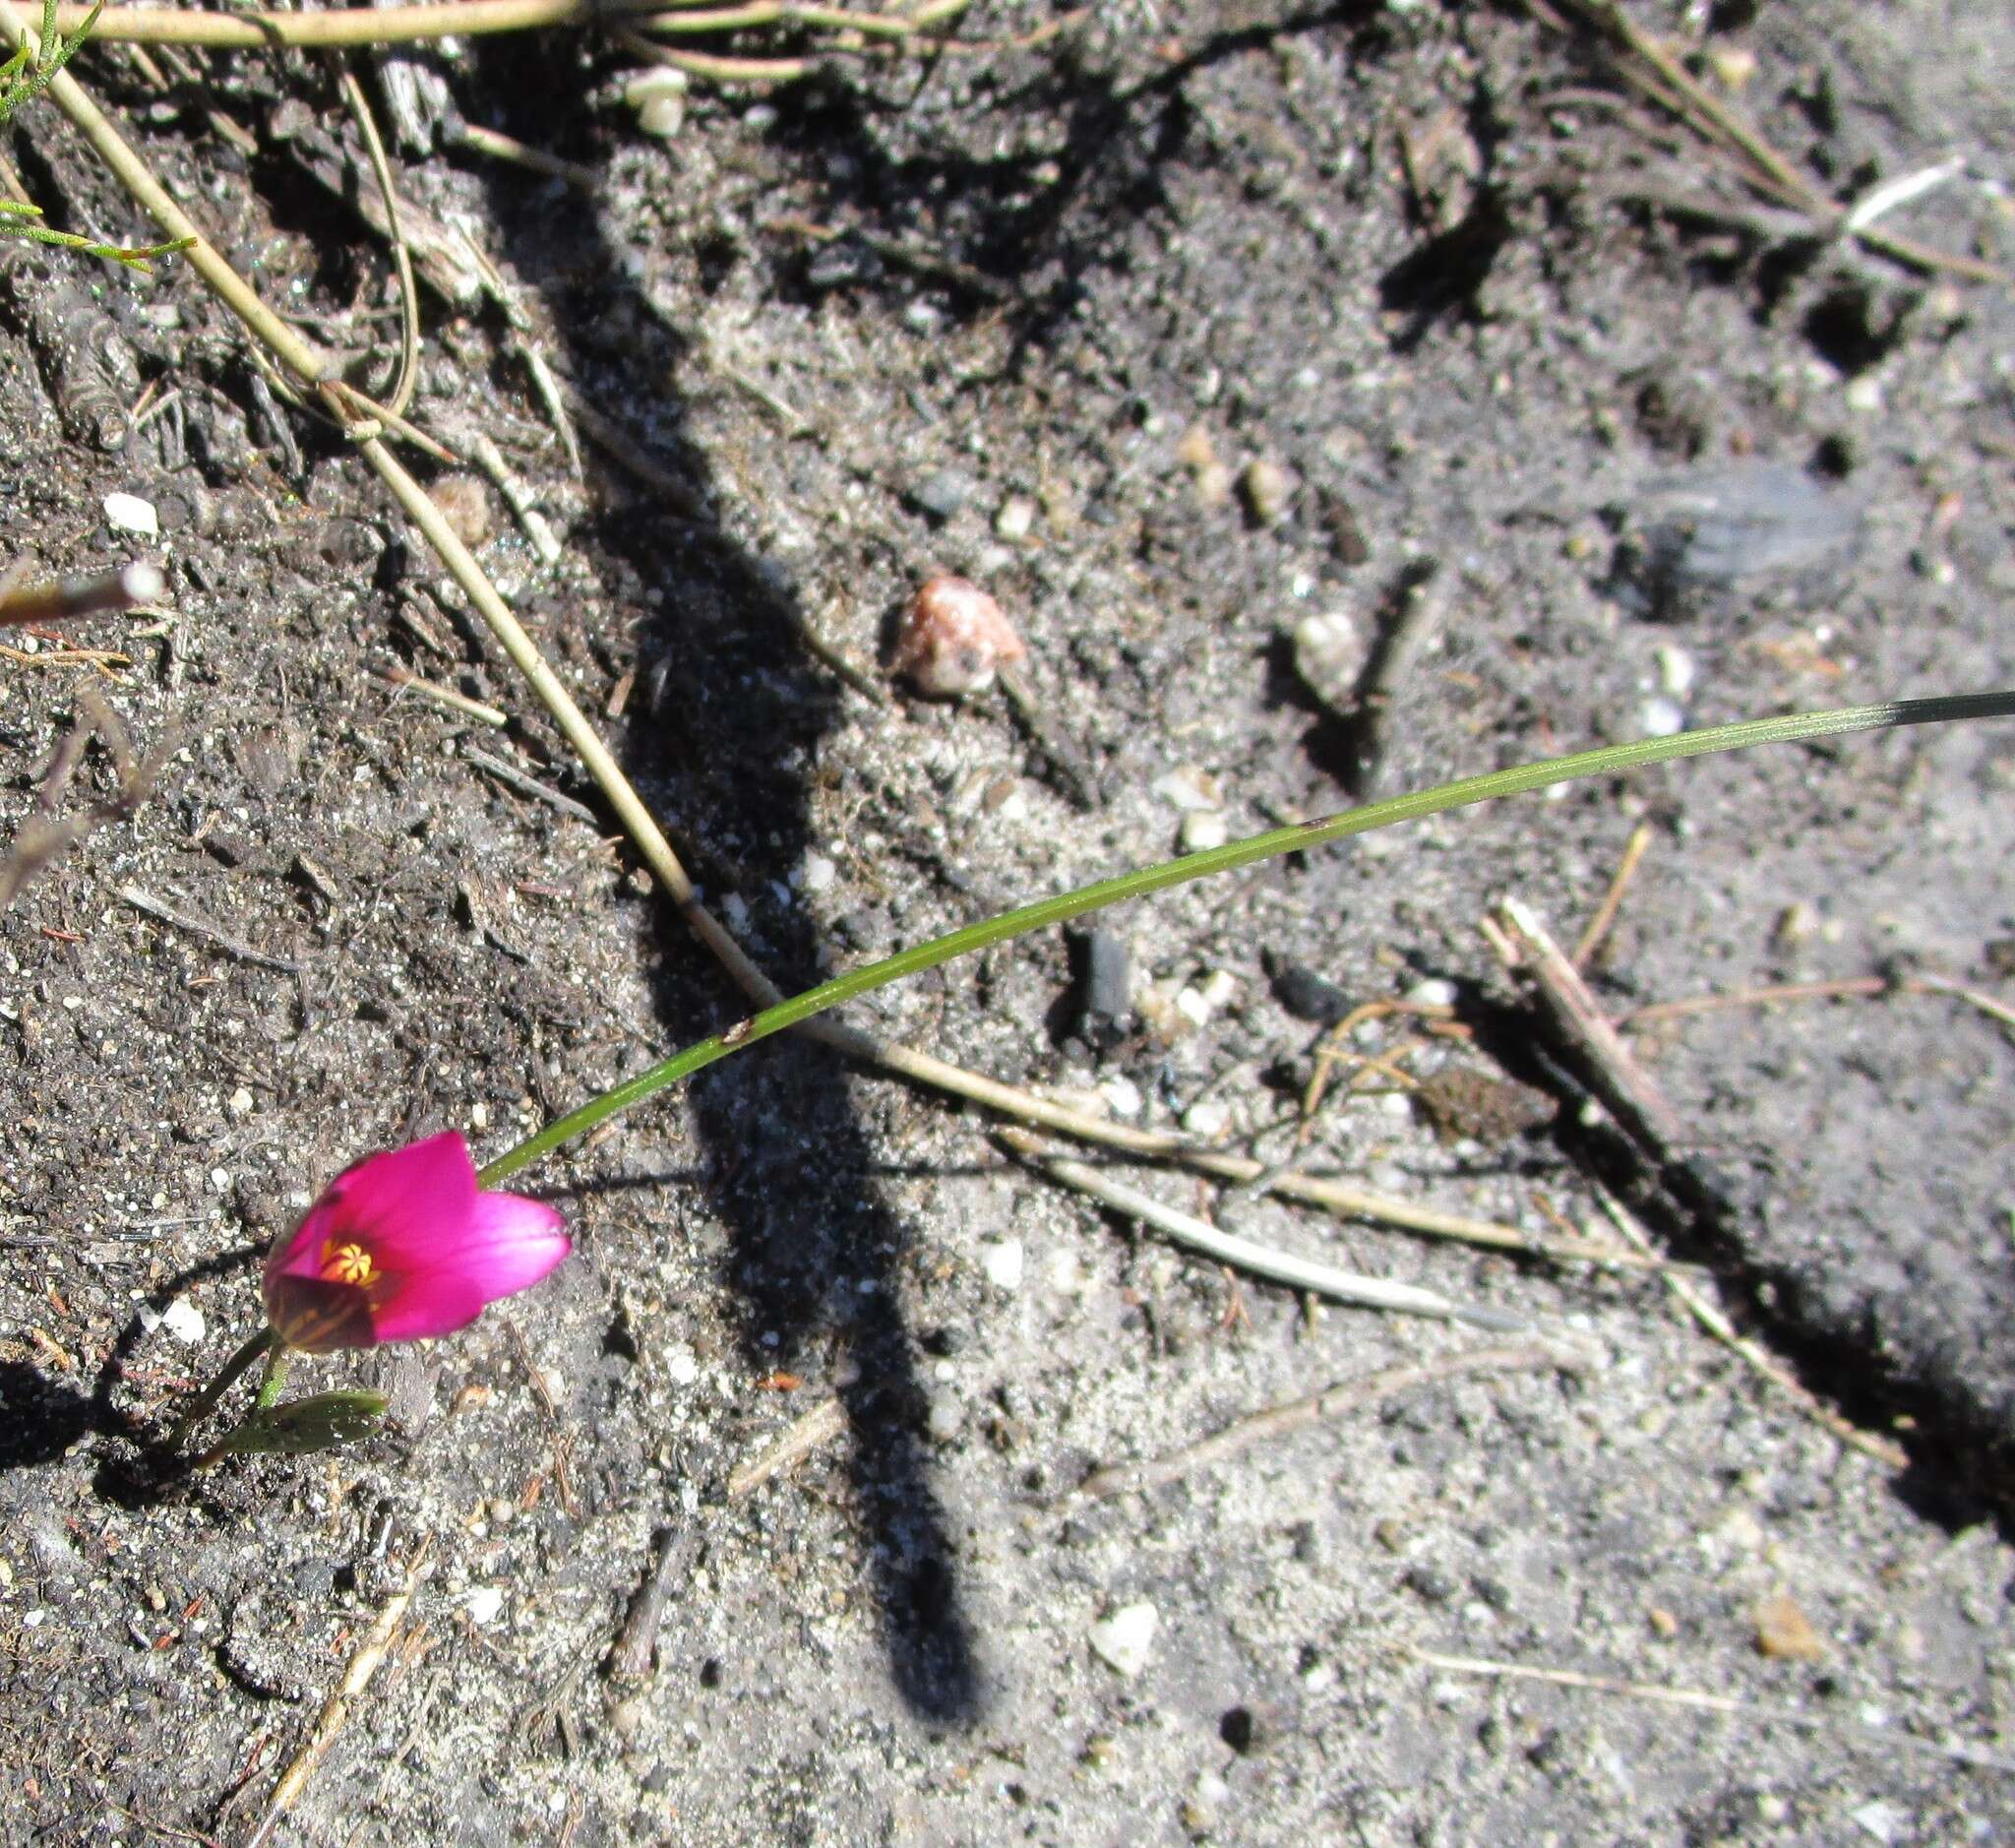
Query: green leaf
[{"left": 213, "top": 1390, "right": 390, "bottom": 1456}]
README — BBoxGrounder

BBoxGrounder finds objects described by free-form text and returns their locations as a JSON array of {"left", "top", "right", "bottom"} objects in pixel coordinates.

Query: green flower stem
[
  {"left": 167, "top": 1325, "right": 278, "bottom": 1448},
  {"left": 477, "top": 690, "right": 2015, "bottom": 1191},
  {"left": 253, "top": 1344, "right": 289, "bottom": 1411}
]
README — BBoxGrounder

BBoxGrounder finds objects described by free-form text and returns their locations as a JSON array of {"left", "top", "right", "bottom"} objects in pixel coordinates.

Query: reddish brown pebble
[
  {"left": 891, "top": 575, "right": 1027, "bottom": 698},
  {"left": 1753, "top": 1591, "right": 1826, "bottom": 1661}
]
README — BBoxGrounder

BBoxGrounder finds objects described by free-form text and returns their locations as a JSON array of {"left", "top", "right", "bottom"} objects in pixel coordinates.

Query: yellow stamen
[{"left": 321, "top": 1239, "right": 378, "bottom": 1287}]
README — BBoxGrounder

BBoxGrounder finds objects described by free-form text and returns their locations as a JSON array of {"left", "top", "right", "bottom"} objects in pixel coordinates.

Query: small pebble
[
  {"left": 159, "top": 1298, "right": 206, "bottom": 1345},
  {"left": 1181, "top": 1096, "right": 1232, "bottom": 1139},
  {"left": 994, "top": 495, "right": 1037, "bottom": 540},
  {"left": 1754, "top": 1591, "right": 1826, "bottom": 1661},
  {"left": 1647, "top": 1605, "right": 1679, "bottom": 1637},
  {"left": 1639, "top": 695, "right": 1686, "bottom": 738},
  {"left": 226, "top": 1086, "right": 254, "bottom": 1119},
  {"left": 1773, "top": 901, "right": 1821, "bottom": 948},
  {"left": 890, "top": 576, "right": 1026, "bottom": 698},
  {"left": 1292, "top": 609, "right": 1367, "bottom": 713},
  {"left": 1264, "top": 952, "right": 1350, "bottom": 1026},
  {"left": 1655, "top": 644, "right": 1696, "bottom": 698},
  {"left": 981, "top": 1239, "right": 1024, "bottom": 1291},
  {"left": 1850, "top": 1801, "right": 1904, "bottom": 1846},
  {"left": 1707, "top": 44, "right": 1757, "bottom": 89},
  {"left": 103, "top": 492, "right": 158, "bottom": 537},
  {"left": 1844, "top": 375, "right": 1884, "bottom": 413},
  {"left": 1405, "top": 977, "right": 1458, "bottom": 1010},
  {"left": 1087, "top": 1601, "right": 1158, "bottom": 1677},
  {"left": 1153, "top": 766, "right": 1225, "bottom": 813},
  {"left": 1075, "top": 928, "right": 1133, "bottom": 1029},
  {"left": 1240, "top": 458, "right": 1294, "bottom": 526},
  {"left": 608, "top": 1695, "right": 647, "bottom": 1739},
  {"left": 637, "top": 92, "right": 685, "bottom": 138},
  {"left": 463, "top": 1586, "right": 506, "bottom": 1627},
  {"left": 798, "top": 852, "right": 836, "bottom": 894},
  {"left": 1098, "top": 1074, "right": 1144, "bottom": 1118},
  {"left": 927, "top": 1397, "right": 962, "bottom": 1442},
  {"left": 910, "top": 468, "right": 974, "bottom": 521},
  {"left": 1180, "top": 810, "right": 1229, "bottom": 852},
  {"left": 665, "top": 1346, "right": 700, "bottom": 1386}
]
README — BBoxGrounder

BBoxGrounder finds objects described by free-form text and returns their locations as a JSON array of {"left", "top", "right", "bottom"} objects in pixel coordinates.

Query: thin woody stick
[
  {"left": 1077, "top": 1345, "right": 1567, "bottom": 1500},
  {"left": 1573, "top": 821, "right": 1653, "bottom": 966},
  {"left": 1001, "top": 1130, "right": 1529, "bottom": 1332},
  {"left": 1495, "top": 896, "right": 1689, "bottom": 1154},
  {"left": 1409, "top": 1645, "right": 2015, "bottom": 1774},
  {"left": 243, "top": 1543, "right": 435, "bottom": 1848},
  {"left": 1594, "top": 1187, "right": 1909, "bottom": 1468}
]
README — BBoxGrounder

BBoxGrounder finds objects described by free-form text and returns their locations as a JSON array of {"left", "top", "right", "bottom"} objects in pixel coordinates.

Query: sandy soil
[{"left": 2, "top": 1, "right": 2013, "bottom": 1842}]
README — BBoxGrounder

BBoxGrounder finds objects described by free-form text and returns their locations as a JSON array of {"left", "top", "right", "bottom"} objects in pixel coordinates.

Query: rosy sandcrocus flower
[{"left": 262, "top": 1132, "right": 569, "bottom": 1354}]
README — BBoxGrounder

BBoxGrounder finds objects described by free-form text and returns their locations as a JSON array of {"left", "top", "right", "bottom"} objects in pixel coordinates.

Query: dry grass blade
[
  {"left": 1409, "top": 1645, "right": 2015, "bottom": 1773},
  {"left": 1535, "top": 0, "right": 2012, "bottom": 286},
  {"left": 242, "top": 1543, "right": 435, "bottom": 1848},
  {"left": 1594, "top": 1188, "right": 1909, "bottom": 1468},
  {"left": 1622, "top": 972, "right": 2015, "bottom": 1040},
  {"left": 1001, "top": 1131, "right": 1530, "bottom": 1332},
  {"left": 335, "top": 60, "right": 419, "bottom": 420},
  {"left": 1076, "top": 1344, "right": 1570, "bottom": 1500}
]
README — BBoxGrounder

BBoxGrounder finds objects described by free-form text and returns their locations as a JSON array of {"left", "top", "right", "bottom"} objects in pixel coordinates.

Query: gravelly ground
[{"left": 2, "top": 1, "right": 2013, "bottom": 1842}]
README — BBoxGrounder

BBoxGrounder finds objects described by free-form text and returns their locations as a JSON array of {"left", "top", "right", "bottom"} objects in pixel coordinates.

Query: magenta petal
[
  {"left": 263, "top": 1132, "right": 570, "bottom": 1351},
  {"left": 322, "top": 1131, "right": 480, "bottom": 1268},
  {"left": 366, "top": 1267, "right": 490, "bottom": 1344}
]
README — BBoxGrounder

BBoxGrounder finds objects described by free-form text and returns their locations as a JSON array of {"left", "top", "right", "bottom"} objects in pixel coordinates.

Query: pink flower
[{"left": 263, "top": 1133, "right": 569, "bottom": 1354}]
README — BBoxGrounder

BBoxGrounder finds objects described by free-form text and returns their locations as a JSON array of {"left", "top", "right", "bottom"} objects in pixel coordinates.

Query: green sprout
[
  {"left": 0, "top": 0, "right": 99, "bottom": 121},
  {"left": 0, "top": 0, "right": 192, "bottom": 269}
]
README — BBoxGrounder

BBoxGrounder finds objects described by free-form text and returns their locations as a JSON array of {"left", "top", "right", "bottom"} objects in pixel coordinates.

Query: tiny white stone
[
  {"left": 799, "top": 852, "right": 836, "bottom": 894},
  {"left": 463, "top": 1585, "right": 506, "bottom": 1627},
  {"left": 982, "top": 1239, "right": 1024, "bottom": 1291},
  {"left": 470, "top": 1101, "right": 489, "bottom": 1132},
  {"left": 636, "top": 92, "right": 684, "bottom": 138},
  {"left": 1655, "top": 644, "right": 1697, "bottom": 698},
  {"left": 226, "top": 1086, "right": 254, "bottom": 1119},
  {"left": 1087, "top": 1601, "right": 1158, "bottom": 1677},
  {"left": 994, "top": 495, "right": 1037, "bottom": 540},
  {"left": 1639, "top": 695, "right": 1686, "bottom": 738},
  {"left": 160, "top": 1297, "right": 206, "bottom": 1345},
  {"left": 1152, "top": 767, "right": 1224, "bottom": 813},
  {"left": 1180, "top": 811, "right": 1229, "bottom": 853},
  {"left": 103, "top": 492, "right": 158, "bottom": 537},
  {"left": 210, "top": 1168, "right": 231, "bottom": 1194},
  {"left": 926, "top": 1398, "right": 962, "bottom": 1442},
  {"left": 1182, "top": 1096, "right": 1232, "bottom": 1139},
  {"left": 665, "top": 1346, "right": 700, "bottom": 1386},
  {"left": 624, "top": 67, "right": 689, "bottom": 105},
  {"left": 1844, "top": 375, "right": 1884, "bottom": 412},
  {"left": 1405, "top": 977, "right": 1457, "bottom": 1009},
  {"left": 1850, "top": 1800, "right": 1904, "bottom": 1845},
  {"left": 1098, "top": 1075, "right": 1143, "bottom": 1118}
]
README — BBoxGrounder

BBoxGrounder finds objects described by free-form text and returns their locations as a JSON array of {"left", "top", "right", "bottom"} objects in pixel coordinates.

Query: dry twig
[
  {"left": 1077, "top": 1344, "right": 1569, "bottom": 1499},
  {"left": 1495, "top": 895, "right": 1688, "bottom": 1154},
  {"left": 243, "top": 1543, "right": 435, "bottom": 1848},
  {"left": 1410, "top": 1645, "right": 2015, "bottom": 1773},
  {"left": 1002, "top": 1131, "right": 1529, "bottom": 1332},
  {"left": 727, "top": 1394, "right": 846, "bottom": 1499},
  {"left": 1595, "top": 1187, "right": 1909, "bottom": 1468}
]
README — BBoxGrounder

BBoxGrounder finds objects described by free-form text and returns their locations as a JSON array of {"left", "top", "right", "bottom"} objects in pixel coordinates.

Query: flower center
[{"left": 320, "top": 1240, "right": 378, "bottom": 1287}]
